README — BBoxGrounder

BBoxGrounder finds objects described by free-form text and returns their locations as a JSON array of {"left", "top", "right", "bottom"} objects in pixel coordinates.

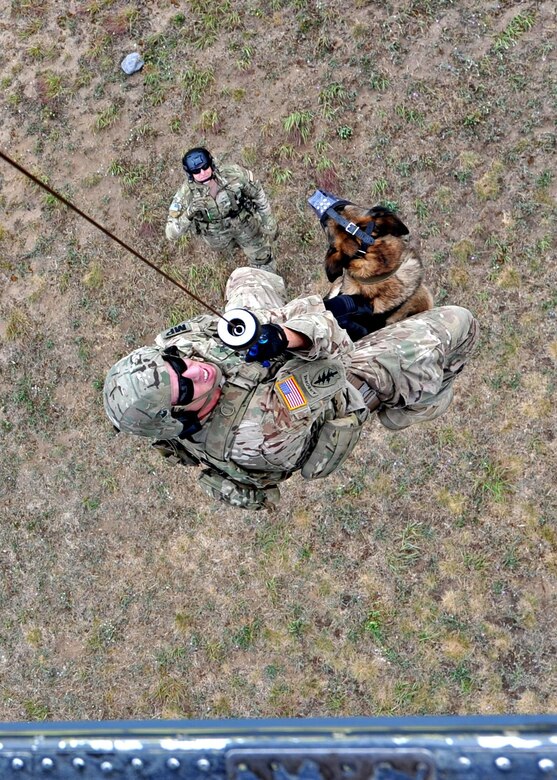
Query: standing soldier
[{"left": 165, "top": 147, "right": 278, "bottom": 271}]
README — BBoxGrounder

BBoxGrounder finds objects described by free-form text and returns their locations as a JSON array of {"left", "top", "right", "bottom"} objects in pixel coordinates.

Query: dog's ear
[
  {"left": 325, "top": 247, "right": 345, "bottom": 282},
  {"left": 369, "top": 206, "right": 409, "bottom": 237}
]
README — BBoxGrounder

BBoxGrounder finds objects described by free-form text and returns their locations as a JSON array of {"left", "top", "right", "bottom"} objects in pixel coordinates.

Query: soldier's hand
[
  {"left": 324, "top": 294, "right": 374, "bottom": 342},
  {"left": 245, "top": 323, "right": 288, "bottom": 365}
]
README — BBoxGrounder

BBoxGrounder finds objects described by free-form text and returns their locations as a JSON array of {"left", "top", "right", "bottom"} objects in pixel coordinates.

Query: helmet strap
[{"left": 171, "top": 409, "right": 202, "bottom": 440}]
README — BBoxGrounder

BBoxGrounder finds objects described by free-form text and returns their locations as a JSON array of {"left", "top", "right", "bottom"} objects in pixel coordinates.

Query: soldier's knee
[
  {"left": 227, "top": 267, "right": 255, "bottom": 287},
  {"left": 242, "top": 242, "right": 272, "bottom": 262},
  {"left": 441, "top": 306, "right": 480, "bottom": 355},
  {"left": 437, "top": 306, "right": 477, "bottom": 331},
  {"left": 225, "top": 266, "right": 286, "bottom": 310},
  {"left": 421, "top": 306, "right": 480, "bottom": 353}
]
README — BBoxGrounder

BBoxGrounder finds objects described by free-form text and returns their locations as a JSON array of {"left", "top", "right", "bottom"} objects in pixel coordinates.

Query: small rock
[{"left": 121, "top": 52, "right": 144, "bottom": 75}]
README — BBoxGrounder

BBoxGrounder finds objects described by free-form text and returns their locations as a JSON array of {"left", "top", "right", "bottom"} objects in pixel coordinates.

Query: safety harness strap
[{"left": 203, "top": 362, "right": 267, "bottom": 461}]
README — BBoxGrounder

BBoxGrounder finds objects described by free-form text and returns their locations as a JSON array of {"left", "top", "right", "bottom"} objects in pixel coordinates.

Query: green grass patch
[
  {"left": 283, "top": 110, "right": 314, "bottom": 145},
  {"left": 181, "top": 65, "right": 215, "bottom": 106},
  {"left": 474, "top": 459, "right": 514, "bottom": 503},
  {"left": 493, "top": 13, "right": 536, "bottom": 52}
]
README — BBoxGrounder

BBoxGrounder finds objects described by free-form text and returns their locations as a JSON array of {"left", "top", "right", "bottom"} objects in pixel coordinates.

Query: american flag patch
[{"left": 276, "top": 375, "right": 308, "bottom": 410}]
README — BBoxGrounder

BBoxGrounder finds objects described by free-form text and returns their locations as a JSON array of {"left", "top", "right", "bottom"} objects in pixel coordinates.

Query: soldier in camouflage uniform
[
  {"left": 104, "top": 267, "right": 479, "bottom": 510},
  {"left": 165, "top": 147, "right": 278, "bottom": 271}
]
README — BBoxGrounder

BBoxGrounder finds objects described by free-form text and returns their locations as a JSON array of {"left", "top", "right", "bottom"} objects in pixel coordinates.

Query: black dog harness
[
  {"left": 309, "top": 188, "right": 413, "bottom": 330},
  {"left": 307, "top": 189, "right": 375, "bottom": 252}
]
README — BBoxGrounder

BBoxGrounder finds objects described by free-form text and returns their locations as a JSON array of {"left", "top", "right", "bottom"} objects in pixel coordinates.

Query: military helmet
[
  {"left": 182, "top": 147, "right": 214, "bottom": 178},
  {"left": 103, "top": 347, "right": 186, "bottom": 439}
]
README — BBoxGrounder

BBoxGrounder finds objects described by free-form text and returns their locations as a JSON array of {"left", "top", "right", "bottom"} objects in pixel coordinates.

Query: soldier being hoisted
[{"left": 104, "top": 264, "right": 479, "bottom": 511}]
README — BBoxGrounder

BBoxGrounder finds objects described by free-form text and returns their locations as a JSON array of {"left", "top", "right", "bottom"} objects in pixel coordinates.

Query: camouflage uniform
[
  {"left": 348, "top": 309, "right": 478, "bottom": 430},
  {"left": 145, "top": 268, "right": 478, "bottom": 509},
  {"left": 165, "top": 159, "right": 277, "bottom": 270}
]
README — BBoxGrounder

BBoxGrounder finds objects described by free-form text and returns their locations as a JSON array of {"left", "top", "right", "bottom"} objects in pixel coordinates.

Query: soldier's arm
[
  {"left": 235, "top": 164, "right": 274, "bottom": 220},
  {"left": 283, "top": 328, "right": 310, "bottom": 350},
  {"left": 165, "top": 184, "right": 195, "bottom": 241},
  {"left": 270, "top": 295, "right": 355, "bottom": 361},
  {"left": 224, "top": 268, "right": 352, "bottom": 359}
]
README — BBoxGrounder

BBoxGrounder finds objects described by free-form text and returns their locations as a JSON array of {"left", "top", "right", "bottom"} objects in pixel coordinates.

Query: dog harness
[{"left": 308, "top": 189, "right": 376, "bottom": 251}]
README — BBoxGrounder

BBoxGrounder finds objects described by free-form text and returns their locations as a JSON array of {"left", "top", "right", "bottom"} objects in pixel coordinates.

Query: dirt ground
[{"left": 0, "top": 0, "right": 556, "bottom": 721}]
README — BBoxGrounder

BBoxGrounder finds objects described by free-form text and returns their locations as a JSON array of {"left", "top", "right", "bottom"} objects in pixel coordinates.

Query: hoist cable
[{"left": 0, "top": 148, "right": 225, "bottom": 320}]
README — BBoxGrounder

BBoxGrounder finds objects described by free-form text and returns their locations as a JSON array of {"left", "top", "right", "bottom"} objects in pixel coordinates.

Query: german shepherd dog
[{"left": 308, "top": 190, "right": 434, "bottom": 333}]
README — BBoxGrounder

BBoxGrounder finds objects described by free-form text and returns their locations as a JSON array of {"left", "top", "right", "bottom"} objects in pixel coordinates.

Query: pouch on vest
[
  {"left": 204, "top": 362, "right": 269, "bottom": 462},
  {"left": 301, "top": 412, "right": 365, "bottom": 480},
  {"left": 152, "top": 439, "right": 200, "bottom": 467},
  {"left": 198, "top": 469, "right": 280, "bottom": 510}
]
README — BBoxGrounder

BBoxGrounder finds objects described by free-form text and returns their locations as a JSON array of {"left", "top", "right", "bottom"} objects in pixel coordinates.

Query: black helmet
[{"left": 182, "top": 147, "right": 214, "bottom": 178}]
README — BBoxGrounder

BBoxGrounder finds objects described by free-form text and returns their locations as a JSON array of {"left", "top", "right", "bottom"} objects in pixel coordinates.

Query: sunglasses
[
  {"left": 162, "top": 354, "right": 194, "bottom": 406},
  {"left": 190, "top": 163, "right": 211, "bottom": 175}
]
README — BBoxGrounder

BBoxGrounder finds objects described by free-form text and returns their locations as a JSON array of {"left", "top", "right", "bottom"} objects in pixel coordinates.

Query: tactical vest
[
  {"left": 155, "top": 318, "right": 368, "bottom": 509},
  {"left": 188, "top": 169, "right": 252, "bottom": 229}
]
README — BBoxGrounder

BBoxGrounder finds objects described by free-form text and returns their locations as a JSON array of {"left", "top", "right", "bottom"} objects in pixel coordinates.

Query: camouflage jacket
[
  {"left": 165, "top": 160, "right": 274, "bottom": 240},
  {"left": 154, "top": 301, "right": 368, "bottom": 509}
]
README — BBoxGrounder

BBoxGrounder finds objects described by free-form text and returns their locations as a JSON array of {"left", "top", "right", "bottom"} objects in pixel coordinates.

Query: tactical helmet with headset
[
  {"left": 103, "top": 346, "right": 221, "bottom": 440},
  {"left": 182, "top": 147, "right": 214, "bottom": 180}
]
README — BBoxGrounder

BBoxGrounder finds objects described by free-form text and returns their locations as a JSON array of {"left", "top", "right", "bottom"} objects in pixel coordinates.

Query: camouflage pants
[
  {"left": 348, "top": 308, "right": 479, "bottom": 429},
  {"left": 226, "top": 267, "right": 479, "bottom": 430},
  {"left": 199, "top": 215, "right": 275, "bottom": 270},
  {"left": 226, "top": 265, "right": 288, "bottom": 310}
]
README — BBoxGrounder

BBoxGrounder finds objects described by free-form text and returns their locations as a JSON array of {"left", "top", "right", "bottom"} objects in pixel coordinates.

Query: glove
[
  {"left": 324, "top": 294, "right": 374, "bottom": 342},
  {"left": 245, "top": 323, "right": 288, "bottom": 365}
]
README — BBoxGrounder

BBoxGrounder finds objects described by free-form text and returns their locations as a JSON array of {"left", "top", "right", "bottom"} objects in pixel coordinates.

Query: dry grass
[{"left": 0, "top": 0, "right": 556, "bottom": 721}]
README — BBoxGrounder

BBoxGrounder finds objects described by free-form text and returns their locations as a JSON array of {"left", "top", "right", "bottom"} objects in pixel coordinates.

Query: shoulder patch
[
  {"left": 162, "top": 321, "right": 191, "bottom": 338},
  {"left": 312, "top": 366, "right": 341, "bottom": 387},
  {"left": 275, "top": 375, "right": 308, "bottom": 411}
]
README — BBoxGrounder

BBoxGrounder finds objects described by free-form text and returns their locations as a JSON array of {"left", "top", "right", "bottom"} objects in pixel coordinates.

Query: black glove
[
  {"left": 324, "top": 294, "right": 374, "bottom": 341},
  {"left": 245, "top": 323, "right": 288, "bottom": 365}
]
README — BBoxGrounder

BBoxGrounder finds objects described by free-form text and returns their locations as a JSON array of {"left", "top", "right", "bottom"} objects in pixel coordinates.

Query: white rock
[{"left": 121, "top": 52, "right": 144, "bottom": 75}]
